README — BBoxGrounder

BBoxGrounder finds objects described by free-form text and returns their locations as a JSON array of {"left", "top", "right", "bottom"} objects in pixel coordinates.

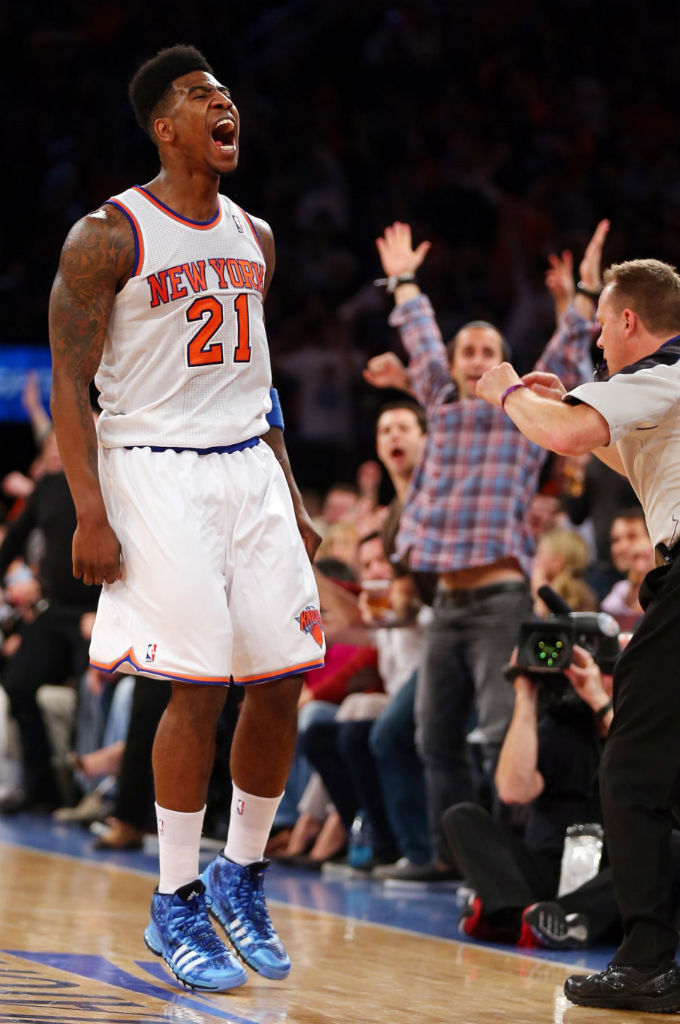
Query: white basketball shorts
[{"left": 89, "top": 441, "right": 325, "bottom": 685}]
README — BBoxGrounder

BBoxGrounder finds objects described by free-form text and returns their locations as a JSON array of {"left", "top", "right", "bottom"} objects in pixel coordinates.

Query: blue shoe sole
[{"left": 144, "top": 922, "right": 248, "bottom": 992}]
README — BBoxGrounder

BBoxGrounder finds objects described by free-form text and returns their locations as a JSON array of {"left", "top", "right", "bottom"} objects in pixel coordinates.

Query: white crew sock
[
  {"left": 156, "top": 803, "right": 206, "bottom": 894},
  {"left": 224, "top": 785, "right": 283, "bottom": 865}
]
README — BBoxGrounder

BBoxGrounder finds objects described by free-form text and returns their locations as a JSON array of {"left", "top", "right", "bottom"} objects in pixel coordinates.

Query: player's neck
[{"left": 144, "top": 168, "right": 221, "bottom": 223}]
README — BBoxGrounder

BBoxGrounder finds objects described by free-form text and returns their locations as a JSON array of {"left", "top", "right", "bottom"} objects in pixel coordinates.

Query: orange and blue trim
[
  {"left": 233, "top": 202, "right": 265, "bottom": 262},
  {"left": 233, "top": 657, "right": 325, "bottom": 686},
  {"left": 105, "top": 199, "right": 144, "bottom": 277},
  {"left": 90, "top": 650, "right": 324, "bottom": 686},
  {"left": 133, "top": 185, "right": 222, "bottom": 229},
  {"left": 90, "top": 650, "right": 230, "bottom": 686}
]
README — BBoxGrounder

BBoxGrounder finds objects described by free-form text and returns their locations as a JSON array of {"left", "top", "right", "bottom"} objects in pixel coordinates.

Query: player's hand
[
  {"left": 363, "top": 352, "right": 411, "bottom": 391},
  {"left": 72, "top": 516, "right": 122, "bottom": 585},
  {"left": 579, "top": 219, "right": 610, "bottom": 292},
  {"left": 476, "top": 362, "right": 522, "bottom": 408},
  {"left": 521, "top": 370, "right": 567, "bottom": 402},
  {"left": 375, "top": 221, "right": 431, "bottom": 277},
  {"left": 294, "top": 504, "right": 322, "bottom": 562}
]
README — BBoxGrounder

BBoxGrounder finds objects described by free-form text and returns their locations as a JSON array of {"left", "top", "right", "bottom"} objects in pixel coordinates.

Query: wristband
[
  {"left": 500, "top": 382, "right": 526, "bottom": 409},
  {"left": 374, "top": 273, "right": 417, "bottom": 294},
  {"left": 265, "top": 387, "right": 285, "bottom": 431},
  {"left": 594, "top": 698, "right": 613, "bottom": 720},
  {"left": 576, "top": 281, "right": 602, "bottom": 302}
]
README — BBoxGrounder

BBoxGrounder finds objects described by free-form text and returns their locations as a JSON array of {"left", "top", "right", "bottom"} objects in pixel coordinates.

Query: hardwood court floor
[{"left": 0, "top": 815, "right": 640, "bottom": 1024}]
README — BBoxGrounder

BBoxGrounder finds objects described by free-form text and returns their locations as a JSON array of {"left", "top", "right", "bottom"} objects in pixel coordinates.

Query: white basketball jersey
[{"left": 95, "top": 186, "right": 272, "bottom": 449}]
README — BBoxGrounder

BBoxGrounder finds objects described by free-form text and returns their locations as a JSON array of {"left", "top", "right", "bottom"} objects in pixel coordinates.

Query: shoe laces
[
  {"left": 232, "top": 865, "right": 276, "bottom": 940},
  {"left": 172, "top": 893, "right": 226, "bottom": 955}
]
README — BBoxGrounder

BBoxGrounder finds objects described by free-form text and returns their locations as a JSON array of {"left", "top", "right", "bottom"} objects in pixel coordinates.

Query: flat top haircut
[
  {"left": 604, "top": 259, "right": 680, "bottom": 338},
  {"left": 129, "top": 44, "right": 215, "bottom": 137}
]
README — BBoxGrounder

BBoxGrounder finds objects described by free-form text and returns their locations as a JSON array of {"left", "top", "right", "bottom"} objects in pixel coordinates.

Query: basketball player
[{"left": 48, "top": 45, "right": 325, "bottom": 992}]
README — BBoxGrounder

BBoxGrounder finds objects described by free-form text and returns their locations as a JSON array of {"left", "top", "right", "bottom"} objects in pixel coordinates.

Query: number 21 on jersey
[{"left": 186, "top": 294, "right": 251, "bottom": 367}]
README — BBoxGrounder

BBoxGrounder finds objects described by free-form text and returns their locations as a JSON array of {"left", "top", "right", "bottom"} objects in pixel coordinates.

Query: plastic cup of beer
[{"left": 362, "top": 578, "right": 392, "bottom": 616}]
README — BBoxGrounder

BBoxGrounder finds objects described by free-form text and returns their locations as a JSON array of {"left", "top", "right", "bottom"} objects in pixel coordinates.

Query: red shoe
[{"left": 458, "top": 894, "right": 495, "bottom": 940}]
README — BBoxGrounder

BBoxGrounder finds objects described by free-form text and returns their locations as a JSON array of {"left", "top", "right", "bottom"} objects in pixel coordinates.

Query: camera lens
[{"left": 527, "top": 629, "right": 572, "bottom": 669}]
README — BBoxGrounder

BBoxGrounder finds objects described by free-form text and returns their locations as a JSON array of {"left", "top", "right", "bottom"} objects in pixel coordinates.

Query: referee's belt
[{"left": 655, "top": 541, "right": 680, "bottom": 568}]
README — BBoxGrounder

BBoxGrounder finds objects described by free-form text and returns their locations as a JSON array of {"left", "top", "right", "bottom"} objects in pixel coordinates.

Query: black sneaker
[
  {"left": 373, "top": 859, "right": 459, "bottom": 886},
  {"left": 564, "top": 961, "right": 680, "bottom": 1012},
  {"left": 519, "top": 902, "right": 588, "bottom": 949}
]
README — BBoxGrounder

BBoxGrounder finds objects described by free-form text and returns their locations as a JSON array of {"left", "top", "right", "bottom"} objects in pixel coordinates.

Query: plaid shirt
[{"left": 390, "top": 296, "right": 596, "bottom": 576}]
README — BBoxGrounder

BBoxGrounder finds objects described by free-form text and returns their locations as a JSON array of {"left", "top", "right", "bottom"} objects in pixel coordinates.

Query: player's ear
[{"left": 153, "top": 117, "right": 175, "bottom": 144}]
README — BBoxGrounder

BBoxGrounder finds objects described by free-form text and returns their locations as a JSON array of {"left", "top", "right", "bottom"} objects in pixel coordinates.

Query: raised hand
[
  {"left": 375, "top": 221, "right": 431, "bottom": 277},
  {"left": 545, "top": 249, "right": 575, "bottom": 317},
  {"left": 579, "top": 219, "right": 610, "bottom": 292},
  {"left": 363, "top": 351, "right": 412, "bottom": 392}
]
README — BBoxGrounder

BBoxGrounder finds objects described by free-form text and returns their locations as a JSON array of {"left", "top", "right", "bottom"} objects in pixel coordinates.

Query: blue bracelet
[{"left": 266, "top": 387, "right": 285, "bottom": 431}]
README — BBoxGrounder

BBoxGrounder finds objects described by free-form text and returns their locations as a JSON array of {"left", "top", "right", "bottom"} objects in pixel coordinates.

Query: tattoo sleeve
[{"left": 49, "top": 207, "right": 133, "bottom": 515}]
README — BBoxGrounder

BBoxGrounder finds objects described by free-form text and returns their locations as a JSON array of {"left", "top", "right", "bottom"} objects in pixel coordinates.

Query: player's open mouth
[
  {"left": 212, "top": 118, "right": 236, "bottom": 152},
  {"left": 390, "top": 447, "right": 405, "bottom": 460}
]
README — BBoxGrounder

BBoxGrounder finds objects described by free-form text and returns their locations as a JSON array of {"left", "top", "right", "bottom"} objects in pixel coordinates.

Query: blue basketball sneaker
[
  {"left": 202, "top": 855, "right": 291, "bottom": 979},
  {"left": 144, "top": 879, "right": 248, "bottom": 991}
]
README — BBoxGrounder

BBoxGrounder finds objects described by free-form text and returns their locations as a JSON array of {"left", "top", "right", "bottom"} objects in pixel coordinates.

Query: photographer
[{"left": 442, "top": 642, "right": 612, "bottom": 946}]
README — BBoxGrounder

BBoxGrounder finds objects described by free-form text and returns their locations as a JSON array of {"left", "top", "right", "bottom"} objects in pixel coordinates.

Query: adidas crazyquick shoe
[
  {"left": 202, "top": 854, "right": 291, "bottom": 979},
  {"left": 144, "top": 879, "right": 248, "bottom": 991},
  {"left": 518, "top": 901, "right": 589, "bottom": 949}
]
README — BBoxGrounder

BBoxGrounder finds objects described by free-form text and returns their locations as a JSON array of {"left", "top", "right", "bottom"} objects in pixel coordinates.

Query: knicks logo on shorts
[{"left": 295, "top": 605, "right": 324, "bottom": 648}]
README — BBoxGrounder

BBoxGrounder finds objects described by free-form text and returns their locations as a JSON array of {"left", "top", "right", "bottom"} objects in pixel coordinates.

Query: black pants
[
  {"left": 600, "top": 554, "right": 680, "bottom": 967},
  {"left": 2, "top": 604, "right": 91, "bottom": 803},
  {"left": 440, "top": 802, "right": 560, "bottom": 916},
  {"left": 114, "top": 675, "right": 170, "bottom": 830}
]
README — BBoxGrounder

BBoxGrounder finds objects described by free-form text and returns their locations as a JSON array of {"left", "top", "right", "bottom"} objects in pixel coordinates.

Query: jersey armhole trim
[
  {"left": 105, "top": 199, "right": 144, "bottom": 277},
  {"left": 233, "top": 202, "right": 266, "bottom": 263}
]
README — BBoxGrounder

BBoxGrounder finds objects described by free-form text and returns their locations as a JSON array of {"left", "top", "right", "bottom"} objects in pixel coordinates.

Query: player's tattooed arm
[
  {"left": 250, "top": 216, "right": 275, "bottom": 300},
  {"left": 49, "top": 205, "right": 134, "bottom": 584}
]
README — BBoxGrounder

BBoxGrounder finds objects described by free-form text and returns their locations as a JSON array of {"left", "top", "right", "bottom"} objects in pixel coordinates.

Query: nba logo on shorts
[
  {"left": 232, "top": 214, "right": 245, "bottom": 233},
  {"left": 237, "top": 799, "right": 245, "bottom": 816},
  {"left": 145, "top": 643, "right": 157, "bottom": 663}
]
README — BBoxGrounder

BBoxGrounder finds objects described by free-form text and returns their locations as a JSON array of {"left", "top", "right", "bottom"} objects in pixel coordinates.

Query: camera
[
  {"left": 515, "top": 610, "right": 621, "bottom": 679},
  {"left": 506, "top": 586, "right": 622, "bottom": 684}
]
